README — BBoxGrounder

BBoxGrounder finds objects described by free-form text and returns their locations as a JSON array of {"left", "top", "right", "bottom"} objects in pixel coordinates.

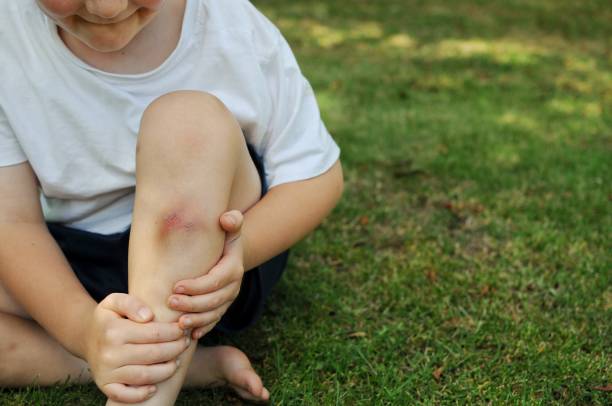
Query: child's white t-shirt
[{"left": 0, "top": 0, "right": 340, "bottom": 234}]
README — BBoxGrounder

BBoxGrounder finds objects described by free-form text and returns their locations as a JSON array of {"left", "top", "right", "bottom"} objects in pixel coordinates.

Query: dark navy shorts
[{"left": 46, "top": 144, "right": 289, "bottom": 333}]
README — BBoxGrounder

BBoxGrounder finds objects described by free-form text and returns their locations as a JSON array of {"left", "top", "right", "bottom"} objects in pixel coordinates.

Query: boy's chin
[
  {"left": 59, "top": 30, "right": 133, "bottom": 54},
  {"left": 81, "top": 36, "right": 134, "bottom": 53},
  {"left": 61, "top": 23, "right": 142, "bottom": 53},
  {"left": 72, "top": 27, "right": 141, "bottom": 53}
]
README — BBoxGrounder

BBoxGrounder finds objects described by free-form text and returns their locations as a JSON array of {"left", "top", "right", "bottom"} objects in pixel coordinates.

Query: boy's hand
[
  {"left": 85, "top": 293, "right": 190, "bottom": 403},
  {"left": 169, "top": 210, "right": 245, "bottom": 339}
]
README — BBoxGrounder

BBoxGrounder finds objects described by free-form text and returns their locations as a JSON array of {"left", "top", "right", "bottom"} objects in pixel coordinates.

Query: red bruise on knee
[
  {"left": 158, "top": 210, "right": 201, "bottom": 238},
  {"left": 164, "top": 213, "right": 194, "bottom": 231}
]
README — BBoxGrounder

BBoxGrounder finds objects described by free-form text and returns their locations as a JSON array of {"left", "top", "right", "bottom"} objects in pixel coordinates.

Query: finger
[
  {"left": 182, "top": 302, "right": 232, "bottom": 334},
  {"left": 104, "top": 383, "right": 156, "bottom": 404},
  {"left": 120, "top": 336, "right": 191, "bottom": 366},
  {"left": 181, "top": 308, "right": 221, "bottom": 332},
  {"left": 221, "top": 214, "right": 243, "bottom": 253},
  {"left": 219, "top": 210, "right": 244, "bottom": 233},
  {"left": 102, "top": 293, "right": 153, "bottom": 323},
  {"left": 174, "top": 256, "right": 242, "bottom": 296},
  {"left": 173, "top": 272, "right": 227, "bottom": 296},
  {"left": 169, "top": 282, "right": 240, "bottom": 314},
  {"left": 119, "top": 319, "right": 184, "bottom": 344},
  {"left": 113, "top": 360, "right": 181, "bottom": 387}
]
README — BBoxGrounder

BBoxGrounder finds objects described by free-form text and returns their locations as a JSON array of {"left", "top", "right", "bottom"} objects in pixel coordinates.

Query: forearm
[
  {"left": 242, "top": 160, "right": 343, "bottom": 271},
  {"left": 0, "top": 222, "right": 96, "bottom": 358}
]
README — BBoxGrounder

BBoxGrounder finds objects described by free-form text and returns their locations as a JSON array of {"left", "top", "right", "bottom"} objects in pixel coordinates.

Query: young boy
[{"left": 0, "top": 0, "right": 343, "bottom": 404}]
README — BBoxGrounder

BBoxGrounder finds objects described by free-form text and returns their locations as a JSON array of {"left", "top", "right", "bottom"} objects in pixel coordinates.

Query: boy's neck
[{"left": 59, "top": 0, "right": 187, "bottom": 75}]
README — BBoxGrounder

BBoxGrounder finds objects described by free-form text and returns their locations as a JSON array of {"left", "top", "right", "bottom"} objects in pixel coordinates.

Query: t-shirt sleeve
[
  {"left": 259, "top": 25, "right": 341, "bottom": 189},
  {"left": 0, "top": 104, "right": 27, "bottom": 167}
]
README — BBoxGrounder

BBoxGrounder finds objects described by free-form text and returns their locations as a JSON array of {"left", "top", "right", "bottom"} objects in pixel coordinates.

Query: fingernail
[
  {"left": 185, "top": 336, "right": 191, "bottom": 346},
  {"left": 226, "top": 215, "right": 236, "bottom": 226},
  {"left": 148, "top": 386, "right": 157, "bottom": 394},
  {"left": 138, "top": 308, "right": 151, "bottom": 320},
  {"left": 197, "top": 330, "right": 204, "bottom": 339},
  {"left": 169, "top": 297, "right": 179, "bottom": 307},
  {"left": 183, "top": 317, "right": 192, "bottom": 327},
  {"left": 175, "top": 286, "right": 185, "bottom": 294},
  {"left": 176, "top": 359, "right": 181, "bottom": 367}
]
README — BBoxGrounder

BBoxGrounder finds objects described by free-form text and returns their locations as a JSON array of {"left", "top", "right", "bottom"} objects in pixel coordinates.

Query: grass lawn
[{"left": 2, "top": 0, "right": 610, "bottom": 404}]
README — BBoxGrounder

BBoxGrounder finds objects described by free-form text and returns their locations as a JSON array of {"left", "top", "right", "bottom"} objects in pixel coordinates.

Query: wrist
[
  {"left": 240, "top": 225, "right": 253, "bottom": 272},
  {"left": 68, "top": 300, "right": 98, "bottom": 360}
]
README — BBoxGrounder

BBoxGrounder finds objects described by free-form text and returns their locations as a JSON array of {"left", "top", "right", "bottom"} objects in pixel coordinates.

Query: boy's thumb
[
  {"left": 102, "top": 293, "right": 153, "bottom": 322},
  {"left": 221, "top": 210, "right": 243, "bottom": 232}
]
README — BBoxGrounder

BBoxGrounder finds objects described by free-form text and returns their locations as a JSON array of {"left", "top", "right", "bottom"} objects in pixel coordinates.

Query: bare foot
[{"left": 186, "top": 345, "right": 270, "bottom": 403}]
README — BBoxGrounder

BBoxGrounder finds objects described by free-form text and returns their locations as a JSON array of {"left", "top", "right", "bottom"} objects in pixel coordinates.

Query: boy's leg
[
  {"left": 119, "top": 91, "right": 265, "bottom": 405},
  {"left": 1, "top": 91, "right": 268, "bottom": 401}
]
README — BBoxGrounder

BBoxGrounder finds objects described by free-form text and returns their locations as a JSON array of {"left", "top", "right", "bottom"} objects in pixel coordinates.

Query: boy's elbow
[{"left": 330, "top": 159, "right": 344, "bottom": 205}]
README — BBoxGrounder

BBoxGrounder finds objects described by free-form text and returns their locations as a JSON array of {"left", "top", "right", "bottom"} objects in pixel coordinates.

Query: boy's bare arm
[
  {"left": 0, "top": 162, "right": 97, "bottom": 357},
  {"left": 242, "top": 159, "right": 344, "bottom": 270}
]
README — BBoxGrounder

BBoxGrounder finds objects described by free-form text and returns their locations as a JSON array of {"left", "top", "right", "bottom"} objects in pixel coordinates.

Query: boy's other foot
[{"left": 187, "top": 345, "right": 270, "bottom": 403}]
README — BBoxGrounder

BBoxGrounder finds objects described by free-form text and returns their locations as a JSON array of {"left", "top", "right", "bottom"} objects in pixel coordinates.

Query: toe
[
  {"left": 238, "top": 369, "right": 263, "bottom": 396},
  {"left": 231, "top": 384, "right": 265, "bottom": 402},
  {"left": 227, "top": 370, "right": 268, "bottom": 402}
]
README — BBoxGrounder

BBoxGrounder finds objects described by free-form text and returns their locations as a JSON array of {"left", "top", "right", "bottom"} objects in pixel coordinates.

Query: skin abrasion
[{"left": 159, "top": 211, "right": 198, "bottom": 238}]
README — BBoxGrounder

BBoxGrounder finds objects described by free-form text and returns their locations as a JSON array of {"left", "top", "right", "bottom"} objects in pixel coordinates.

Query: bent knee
[
  {"left": 138, "top": 91, "right": 243, "bottom": 157},
  {"left": 0, "top": 282, "right": 29, "bottom": 319},
  {"left": 144, "top": 90, "right": 230, "bottom": 119},
  {"left": 0, "top": 313, "right": 27, "bottom": 385}
]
